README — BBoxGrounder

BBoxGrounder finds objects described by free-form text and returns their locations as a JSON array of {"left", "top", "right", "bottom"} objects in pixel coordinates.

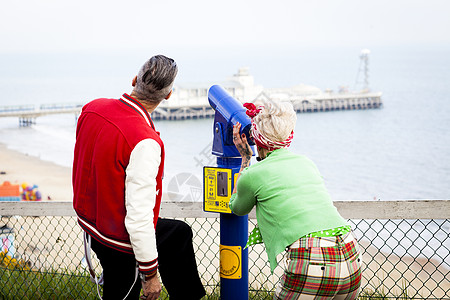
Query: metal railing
[{"left": 0, "top": 200, "right": 449, "bottom": 299}]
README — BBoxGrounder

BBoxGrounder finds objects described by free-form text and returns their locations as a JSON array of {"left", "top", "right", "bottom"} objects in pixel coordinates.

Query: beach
[{"left": 0, "top": 143, "right": 72, "bottom": 201}]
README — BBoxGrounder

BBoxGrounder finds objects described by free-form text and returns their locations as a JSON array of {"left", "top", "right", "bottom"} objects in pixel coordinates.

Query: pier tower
[{"left": 356, "top": 49, "right": 371, "bottom": 92}]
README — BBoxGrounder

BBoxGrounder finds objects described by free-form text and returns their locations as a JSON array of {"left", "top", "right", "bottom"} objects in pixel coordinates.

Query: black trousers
[{"left": 90, "top": 218, "right": 206, "bottom": 300}]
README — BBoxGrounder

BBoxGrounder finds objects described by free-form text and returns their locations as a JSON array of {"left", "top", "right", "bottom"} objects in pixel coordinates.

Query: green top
[
  {"left": 229, "top": 148, "right": 348, "bottom": 272},
  {"left": 245, "top": 224, "right": 351, "bottom": 249},
  {"left": 304, "top": 225, "right": 351, "bottom": 238}
]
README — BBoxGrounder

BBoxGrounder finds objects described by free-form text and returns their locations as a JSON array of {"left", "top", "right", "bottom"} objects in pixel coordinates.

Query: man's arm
[{"left": 125, "top": 139, "right": 161, "bottom": 278}]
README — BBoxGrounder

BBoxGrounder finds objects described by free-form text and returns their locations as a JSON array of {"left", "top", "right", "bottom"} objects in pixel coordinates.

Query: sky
[{"left": 1, "top": 0, "right": 449, "bottom": 55}]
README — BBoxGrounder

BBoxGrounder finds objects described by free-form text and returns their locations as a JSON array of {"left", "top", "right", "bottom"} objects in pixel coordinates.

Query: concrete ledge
[{"left": 0, "top": 200, "right": 449, "bottom": 219}]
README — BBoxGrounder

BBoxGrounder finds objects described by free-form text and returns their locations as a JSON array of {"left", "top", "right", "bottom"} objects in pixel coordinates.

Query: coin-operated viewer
[{"left": 204, "top": 85, "right": 255, "bottom": 300}]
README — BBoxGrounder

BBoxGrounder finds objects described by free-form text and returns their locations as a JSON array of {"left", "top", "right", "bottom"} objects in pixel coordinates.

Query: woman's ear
[{"left": 132, "top": 76, "right": 137, "bottom": 87}]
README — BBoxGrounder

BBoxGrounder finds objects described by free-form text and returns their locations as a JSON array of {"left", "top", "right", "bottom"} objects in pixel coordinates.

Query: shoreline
[
  {"left": 0, "top": 143, "right": 72, "bottom": 201},
  {"left": 0, "top": 143, "right": 171, "bottom": 202}
]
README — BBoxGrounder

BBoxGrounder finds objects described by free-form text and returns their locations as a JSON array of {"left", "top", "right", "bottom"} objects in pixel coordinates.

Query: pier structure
[
  {"left": 151, "top": 90, "right": 382, "bottom": 121},
  {"left": 151, "top": 67, "right": 382, "bottom": 120},
  {"left": 0, "top": 60, "right": 383, "bottom": 123},
  {"left": 0, "top": 103, "right": 82, "bottom": 126},
  {"left": 152, "top": 105, "right": 216, "bottom": 121},
  {"left": 255, "top": 89, "right": 383, "bottom": 114},
  {"left": 0, "top": 82, "right": 382, "bottom": 124}
]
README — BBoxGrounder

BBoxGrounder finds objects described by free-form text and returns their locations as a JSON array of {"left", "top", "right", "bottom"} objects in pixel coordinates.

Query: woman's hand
[{"left": 233, "top": 123, "right": 253, "bottom": 159}]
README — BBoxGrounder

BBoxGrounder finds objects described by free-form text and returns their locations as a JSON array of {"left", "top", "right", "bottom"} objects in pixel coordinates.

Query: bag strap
[
  {"left": 83, "top": 232, "right": 139, "bottom": 300},
  {"left": 83, "top": 232, "right": 104, "bottom": 299}
]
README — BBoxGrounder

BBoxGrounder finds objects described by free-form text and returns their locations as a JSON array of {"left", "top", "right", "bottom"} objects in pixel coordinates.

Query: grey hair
[
  {"left": 253, "top": 101, "right": 297, "bottom": 142},
  {"left": 133, "top": 55, "right": 178, "bottom": 104}
]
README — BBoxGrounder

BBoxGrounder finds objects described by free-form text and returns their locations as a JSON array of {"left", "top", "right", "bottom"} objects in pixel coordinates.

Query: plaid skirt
[{"left": 274, "top": 232, "right": 362, "bottom": 300}]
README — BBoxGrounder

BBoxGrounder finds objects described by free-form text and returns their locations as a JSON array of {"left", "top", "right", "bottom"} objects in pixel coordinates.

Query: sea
[
  {"left": 0, "top": 45, "right": 449, "bottom": 265},
  {"left": 0, "top": 45, "right": 449, "bottom": 202}
]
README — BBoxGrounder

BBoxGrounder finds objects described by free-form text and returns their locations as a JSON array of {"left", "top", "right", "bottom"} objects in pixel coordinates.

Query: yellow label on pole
[
  {"left": 220, "top": 245, "right": 242, "bottom": 279},
  {"left": 203, "top": 167, "right": 232, "bottom": 213}
]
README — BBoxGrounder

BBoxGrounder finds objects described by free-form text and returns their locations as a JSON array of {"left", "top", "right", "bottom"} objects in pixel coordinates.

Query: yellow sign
[
  {"left": 203, "top": 167, "right": 232, "bottom": 213},
  {"left": 220, "top": 245, "right": 242, "bottom": 279}
]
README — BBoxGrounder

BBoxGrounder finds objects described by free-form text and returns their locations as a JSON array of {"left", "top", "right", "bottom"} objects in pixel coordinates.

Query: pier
[
  {"left": 151, "top": 90, "right": 383, "bottom": 121},
  {"left": 152, "top": 104, "right": 216, "bottom": 120},
  {"left": 0, "top": 61, "right": 383, "bottom": 124},
  {"left": 288, "top": 91, "right": 382, "bottom": 113},
  {"left": 150, "top": 66, "right": 383, "bottom": 120},
  {"left": 1, "top": 52, "right": 382, "bottom": 124},
  {"left": 0, "top": 103, "right": 82, "bottom": 126},
  {"left": 0, "top": 91, "right": 383, "bottom": 125}
]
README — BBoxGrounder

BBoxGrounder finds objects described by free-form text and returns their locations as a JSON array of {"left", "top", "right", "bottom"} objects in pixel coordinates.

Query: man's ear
[
  {"left": 165, "top": 90, "right": 173, "bottom": 100},
  {"left": 132, "top": 76, "right": 137, "bottom": 87}
]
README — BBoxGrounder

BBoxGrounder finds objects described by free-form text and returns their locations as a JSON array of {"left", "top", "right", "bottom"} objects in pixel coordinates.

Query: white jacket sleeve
[{"left": 124, "top": 138, "right": 161, "bottom": 275}]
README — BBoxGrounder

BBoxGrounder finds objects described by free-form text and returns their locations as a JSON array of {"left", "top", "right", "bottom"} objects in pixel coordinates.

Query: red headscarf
[{"left": 243, "top": 102, "right": 294, "bottom": 151}]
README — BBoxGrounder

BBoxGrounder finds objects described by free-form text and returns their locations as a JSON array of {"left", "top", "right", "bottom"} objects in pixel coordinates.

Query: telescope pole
[
  {"left": 206, "top": 84, "right": 252, "bottom": 299},
  {"left": 218, "top": 157, "right": 249, "bottom": 300}
]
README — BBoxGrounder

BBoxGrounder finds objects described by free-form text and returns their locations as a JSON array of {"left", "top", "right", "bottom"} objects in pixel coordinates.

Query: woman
[{"left": 229, "top": 101, "right": 362, "bottom": 300}]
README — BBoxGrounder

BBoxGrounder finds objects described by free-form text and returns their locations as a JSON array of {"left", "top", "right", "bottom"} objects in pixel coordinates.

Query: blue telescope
[
  {"left": 208, "top": 85, "right": 255, "bottom": 157},
  {"left": 207, "top": 84, "right": 252, "bottom": 299}
]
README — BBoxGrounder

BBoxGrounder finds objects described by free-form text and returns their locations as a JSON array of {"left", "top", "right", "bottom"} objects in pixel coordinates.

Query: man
[{"left": 73, "top": 55, "right": 206, "bottom": 300}]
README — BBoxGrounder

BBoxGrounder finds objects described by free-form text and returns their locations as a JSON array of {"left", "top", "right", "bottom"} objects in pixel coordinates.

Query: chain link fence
[{"left": 0, "top": 201, "right": 449, "bottom": 299}]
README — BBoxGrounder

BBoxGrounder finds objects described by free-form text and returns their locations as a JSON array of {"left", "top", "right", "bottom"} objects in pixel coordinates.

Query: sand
[{"left": 0, "top": 143, "right": 72, "bottom": 201}]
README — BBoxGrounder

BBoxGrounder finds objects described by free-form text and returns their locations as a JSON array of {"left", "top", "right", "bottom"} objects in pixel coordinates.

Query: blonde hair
[{"left": 253, "top": 101, "right": 297, "bottom": 143}]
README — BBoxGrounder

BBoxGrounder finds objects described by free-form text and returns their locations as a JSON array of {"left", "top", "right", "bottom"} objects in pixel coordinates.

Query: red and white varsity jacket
[{"left": 73, "top": 93, "right": 164, "bottom": 277}]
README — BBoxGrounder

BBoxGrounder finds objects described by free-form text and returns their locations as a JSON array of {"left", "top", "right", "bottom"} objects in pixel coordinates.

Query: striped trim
[
  {"left": 120, "top": 93, "right": 155, "bottom": 129},
  {"left": 138, "top": 258, "right": 158, "bottom": 275},
  {"left": 78, "top": 217, "right": 133, "bottom": 251}
]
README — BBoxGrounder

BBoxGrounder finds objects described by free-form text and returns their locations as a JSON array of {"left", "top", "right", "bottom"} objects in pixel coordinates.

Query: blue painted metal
[
  {"left": 217, "top": 158, "right": 249, "bottom": 300},
  {"left": 208, "top": 85, "right": 254, "bottom": 157},
  {"left": 208, "top": 85, "right": 253, "bottom": 300}
]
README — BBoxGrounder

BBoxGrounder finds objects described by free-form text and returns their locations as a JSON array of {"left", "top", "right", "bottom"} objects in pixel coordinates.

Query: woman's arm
[
  {"left": 229, "top": 122, "right": 256, "bottom": 215},
  {"left": 229, "top": 173, "right": 256, "bottom": 215},
  {"left": 232, "top": 122, "right": 253, "bottom": 194}
]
